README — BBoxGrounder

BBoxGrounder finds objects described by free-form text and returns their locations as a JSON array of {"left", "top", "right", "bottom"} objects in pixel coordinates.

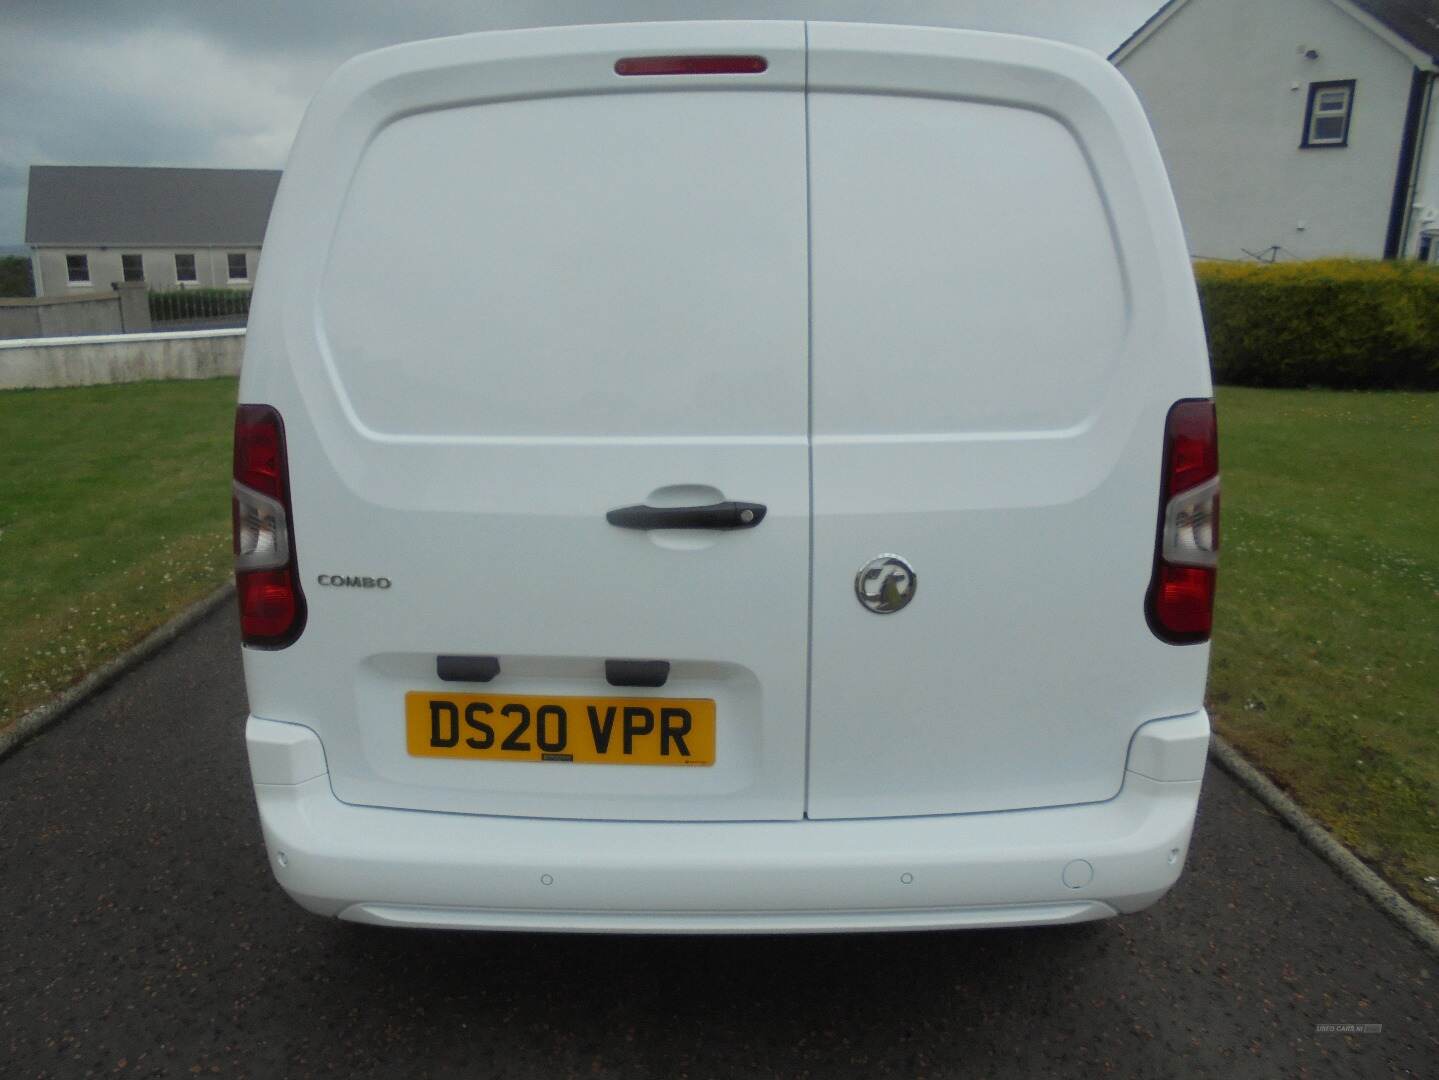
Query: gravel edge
[
  {"left": 0, "top": 582, "right": 235, "bottom": 763},
  {"left": 1209, "top": 733, "right": 1439, "bottom": 956}
]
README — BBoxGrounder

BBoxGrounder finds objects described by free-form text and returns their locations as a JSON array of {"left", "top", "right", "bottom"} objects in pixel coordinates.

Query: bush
[
  {"left": 1195, "top": 258, "right": 1439, "bottom": 390},
  {"left": 148, "top": 287, "right": 251, "bottom": 323},
  {"left": 0, "top": 255, "right": 35, "bottom": 298}
]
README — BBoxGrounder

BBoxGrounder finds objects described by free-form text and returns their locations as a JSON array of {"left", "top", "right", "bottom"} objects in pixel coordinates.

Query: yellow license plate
[{"left": 405, "top": 692, "right": 715, "bottom": 766}]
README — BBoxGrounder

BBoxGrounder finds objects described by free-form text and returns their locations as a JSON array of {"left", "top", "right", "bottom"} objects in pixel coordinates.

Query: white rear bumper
[{"left": 246, "top": 712, "right": 1208, "bottom": 933}]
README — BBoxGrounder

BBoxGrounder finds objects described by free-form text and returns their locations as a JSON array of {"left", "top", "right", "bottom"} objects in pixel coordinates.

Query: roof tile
[{"left": 25, "top": 165, "right": 281, "bottom": 246}]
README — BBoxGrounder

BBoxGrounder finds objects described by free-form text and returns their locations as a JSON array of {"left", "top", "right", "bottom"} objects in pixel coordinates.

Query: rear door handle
[{"left": 605, "top": 501, "right": 767, "bottom": 531}]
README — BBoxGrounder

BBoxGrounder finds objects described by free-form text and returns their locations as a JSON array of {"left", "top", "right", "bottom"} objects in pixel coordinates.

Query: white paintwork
[
  {"left": 1124, "top": 711, "right": 1212, "bottom": 783},
  {"left": 246, "top": 716, "right": 328, "bottom": 785},
  {"left": 244, "top": 20, "right": 811, "bottom": 823},
  {"left": 248, "top": 711, "right": 1207, "bottom": 932},
  {"left": 804, "top": 22, "right": 1210, "bottom": 818},
  {"left": 241, "top": 20, "right": 1213, "bottom": 930},
  {"left": 1115, "top": 0, "right": 1428, "bottom": 259}
]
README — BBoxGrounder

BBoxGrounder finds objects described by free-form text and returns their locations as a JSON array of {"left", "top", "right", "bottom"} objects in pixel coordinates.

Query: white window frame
[
  {"left": 65, "top": 253, "right": 90, "bottom": 287},
  {"left": 174, "top": 252, "right": 198, "bottom": 284},
  {"left": 1303, "top": 81, "right": 1355, "bottom": 148},
  {"left": 226, "top": 251, "right": 249, "bottom": 283},
  {"left": 121, "top": 253, "right": 145, "bottom": 282}
]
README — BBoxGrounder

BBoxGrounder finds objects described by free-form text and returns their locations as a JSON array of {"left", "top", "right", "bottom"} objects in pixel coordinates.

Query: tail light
[
  {"left": 233, "top": 404, "right": 306, "bottom": 648},
  {"left": 1146, "top": 399, "right": 1219, "bottom": 644}
]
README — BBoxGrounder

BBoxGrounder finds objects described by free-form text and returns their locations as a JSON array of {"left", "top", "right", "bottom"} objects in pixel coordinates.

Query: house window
[
  {"left": 121, "top": 254, "right": 144, "bottom": 282},
  {"left": 175, "top": 253, "right": 198, "bottom": 283},
  {"left": 1302, "top": 80, "right": 1355, "bottom": 147},
  {"left": 227, "top": 252, "right": 248, "bottom": 281},
  {"left": 1420, "top": 233, "right": 1438, "bottom": 263},
  {"left": 65, "top": 253, "right": 90, "bottom": 285}
]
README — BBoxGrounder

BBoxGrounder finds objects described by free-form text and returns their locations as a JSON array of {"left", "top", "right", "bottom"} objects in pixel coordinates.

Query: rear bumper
[{"left": 246, "top": 712, "right": 1208, "bottom": 933}]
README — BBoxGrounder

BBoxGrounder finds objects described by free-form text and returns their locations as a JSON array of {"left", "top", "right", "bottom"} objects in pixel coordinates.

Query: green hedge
[
  {"left": 148, "top": 287, "right": 251, "bottom": 323},
  {"left": 1195, "top": 259, "right": 1439, "bottom": 390},
  {"left": 0, "top": 255, "right": 35, "bottom": 298}
]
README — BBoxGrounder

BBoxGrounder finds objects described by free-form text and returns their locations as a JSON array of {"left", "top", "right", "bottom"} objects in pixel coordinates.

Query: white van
[{"left": 236, "top": 20, "right": 1219, "bottom": 933}]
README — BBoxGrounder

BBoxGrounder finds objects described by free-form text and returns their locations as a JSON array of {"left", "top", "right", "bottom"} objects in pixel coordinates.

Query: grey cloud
[{"left": 0, "top": 1, "right": 1157, "bottom": 243}]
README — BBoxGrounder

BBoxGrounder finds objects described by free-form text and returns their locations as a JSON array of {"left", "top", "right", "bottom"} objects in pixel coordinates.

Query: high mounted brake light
[
  {"left": 1146, "top": 399, "right": 1219, "bottom": 644},
  {"left": 614, "top": 55, "right": 768, "bottom": 76},
  {"left": 233, "top": 404, "right": 306, "bottom": 648}
]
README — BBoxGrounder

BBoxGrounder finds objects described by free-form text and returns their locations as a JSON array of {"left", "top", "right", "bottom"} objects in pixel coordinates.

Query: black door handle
[{"left": 606, "top": 501, "right": 767, "bottom": 530}]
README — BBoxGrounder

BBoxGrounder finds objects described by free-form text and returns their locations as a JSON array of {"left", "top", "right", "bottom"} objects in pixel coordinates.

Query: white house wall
[
  {"left": 1118, "top": 0, "right": 1417, "bottom": 259},
  {"left": 34, "top": 246, "right": 262, "bottom": 297}
]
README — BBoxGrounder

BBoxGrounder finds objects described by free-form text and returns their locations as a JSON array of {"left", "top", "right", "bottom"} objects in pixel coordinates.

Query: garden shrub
[
  {"left": 1194, "top": 259, "right": 1439, "bottom": 389},
  {"left": 147, "top": 287, "right": 251, "bottom": 323}
]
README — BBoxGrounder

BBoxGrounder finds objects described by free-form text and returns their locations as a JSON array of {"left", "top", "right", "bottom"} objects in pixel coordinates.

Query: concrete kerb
[
  {"left": 1208, "top": 733, "right": 1439, "bottom": 956},
  {"left": 0, "top": 582, "right": 235, "bottom": 763}
]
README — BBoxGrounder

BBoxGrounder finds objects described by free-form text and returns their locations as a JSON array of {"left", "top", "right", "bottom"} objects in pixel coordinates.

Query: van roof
[{"left": 433, "top": 2, "right": 1132, "bottom": 56}]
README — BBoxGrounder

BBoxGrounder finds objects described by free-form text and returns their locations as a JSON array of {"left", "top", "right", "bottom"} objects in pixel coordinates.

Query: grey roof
[
  {"left": 1355, "top": 0, "right": 1439, "bottom": 58},
  {"left": 1113, "top": 0, "right": 1439, "bottom": 61},
  {"left": 25, "top": 165, "right": 281, "bottom": 247}
]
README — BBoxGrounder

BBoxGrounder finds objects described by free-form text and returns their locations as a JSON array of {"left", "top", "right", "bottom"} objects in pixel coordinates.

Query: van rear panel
[
  {"left": 241, "top": 21, "right": 1211, "bottom": 830},
  {"left": 242, "top": 22, "right": 813, "bottom": 822},
  {"left": 803, "top": 24, "right": 1210, "bottom": 818}
]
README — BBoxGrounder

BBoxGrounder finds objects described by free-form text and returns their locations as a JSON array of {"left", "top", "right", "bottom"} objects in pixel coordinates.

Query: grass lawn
[
  {"left": 0, "top": 379, "right": 236, "bottom": 732},
  {"left": 1211, "top": 386, "right": 1438, "bottom": 917}
]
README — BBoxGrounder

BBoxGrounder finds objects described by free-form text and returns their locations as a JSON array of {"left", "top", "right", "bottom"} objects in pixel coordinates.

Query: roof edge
[
  {"left": 27, "top": 163, "right": 282, "bottom": 176},
  {"left": 1109, "top": 0, "right": 1191, "bottom": 63},
  {"left": 1112, "top": 0, "right": 1437, "bottom": 69},
  {"left": 1331, "top": 0, "right": 1437, "bottom": 69},
  {"left": 26, "top": 240, "right": 267, "bottom": 248}
]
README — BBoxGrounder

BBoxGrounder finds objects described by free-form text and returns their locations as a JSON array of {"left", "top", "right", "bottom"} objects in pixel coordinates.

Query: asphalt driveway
[{"left": 1, "top": 606, "right": 1433, "bottom": 1078}]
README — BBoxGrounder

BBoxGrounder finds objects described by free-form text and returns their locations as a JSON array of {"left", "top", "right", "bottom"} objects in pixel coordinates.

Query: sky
[{"left": 0, "top": 0, "right": 1159, "bottom": 245}]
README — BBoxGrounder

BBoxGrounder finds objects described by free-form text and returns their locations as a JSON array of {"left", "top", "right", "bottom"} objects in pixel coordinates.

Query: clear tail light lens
[
  {"left": 1147, "top": 400, "right": 1219, "bottom": 644},
  {"left": 233, "top": 484, "right": 289, "bottom": 571},
  {"left": 1162, "top": 476, "right": 1220, "bottom": 568},
  {"left": 233, "top": 404, "right": 305, "bottom": 647}
]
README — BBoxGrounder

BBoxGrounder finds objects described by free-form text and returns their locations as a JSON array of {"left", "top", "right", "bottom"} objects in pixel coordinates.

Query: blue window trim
[{"left": 1301, "top": 79, "right": 1356, "bottom": 149}]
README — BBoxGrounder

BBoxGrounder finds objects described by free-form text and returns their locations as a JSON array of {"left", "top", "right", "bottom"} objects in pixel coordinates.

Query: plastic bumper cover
[{"left": 246, "top": 711, "right": 1208, "bottom": 933}]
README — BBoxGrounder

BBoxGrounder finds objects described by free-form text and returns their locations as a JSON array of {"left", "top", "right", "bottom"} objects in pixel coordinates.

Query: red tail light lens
[
  {"left": 614, "top": 55, "right": 768, "bottom": 76},
  {"left": 234, "top": 405, "right": 284, "bottom": 496},
  {"left": 1147, "top": 399, "right": 1219, "bottom": 644},
  {"left": 233, "top": 404, "right": 305, "bottom": 648},
  {"left": 237, "top": 569, "right": 300, "bottom": 640}
]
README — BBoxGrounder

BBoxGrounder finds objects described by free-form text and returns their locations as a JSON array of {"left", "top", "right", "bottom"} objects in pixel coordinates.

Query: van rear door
[
  {"left": 802, "top": 24, "right": 1212, "bottom": 819},
  {"left": 247, "top": 23, "right": 812, "bottom": 821}
]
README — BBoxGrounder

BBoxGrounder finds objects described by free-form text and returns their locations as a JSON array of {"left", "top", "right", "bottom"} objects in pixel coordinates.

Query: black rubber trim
[
  {"left": 436, "top": 656, "right": 500, "bottom": 683},
  {"left": 1385, "top": 68, "right": 1428, "bottom": 259},
  {"left": 605, "top": 660, "right": 670, "bottom": 688},
  {"left": 605, "top": 501, "right": 766, "bottom": 531}
]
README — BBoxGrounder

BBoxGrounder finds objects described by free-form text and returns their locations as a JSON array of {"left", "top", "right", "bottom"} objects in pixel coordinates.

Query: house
[
  {"left": 24, "top": 165, "right": 281, "bottom": 296},
  {"left": 1112, "top": 0, "right": 1439, "bottom": 261}
]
